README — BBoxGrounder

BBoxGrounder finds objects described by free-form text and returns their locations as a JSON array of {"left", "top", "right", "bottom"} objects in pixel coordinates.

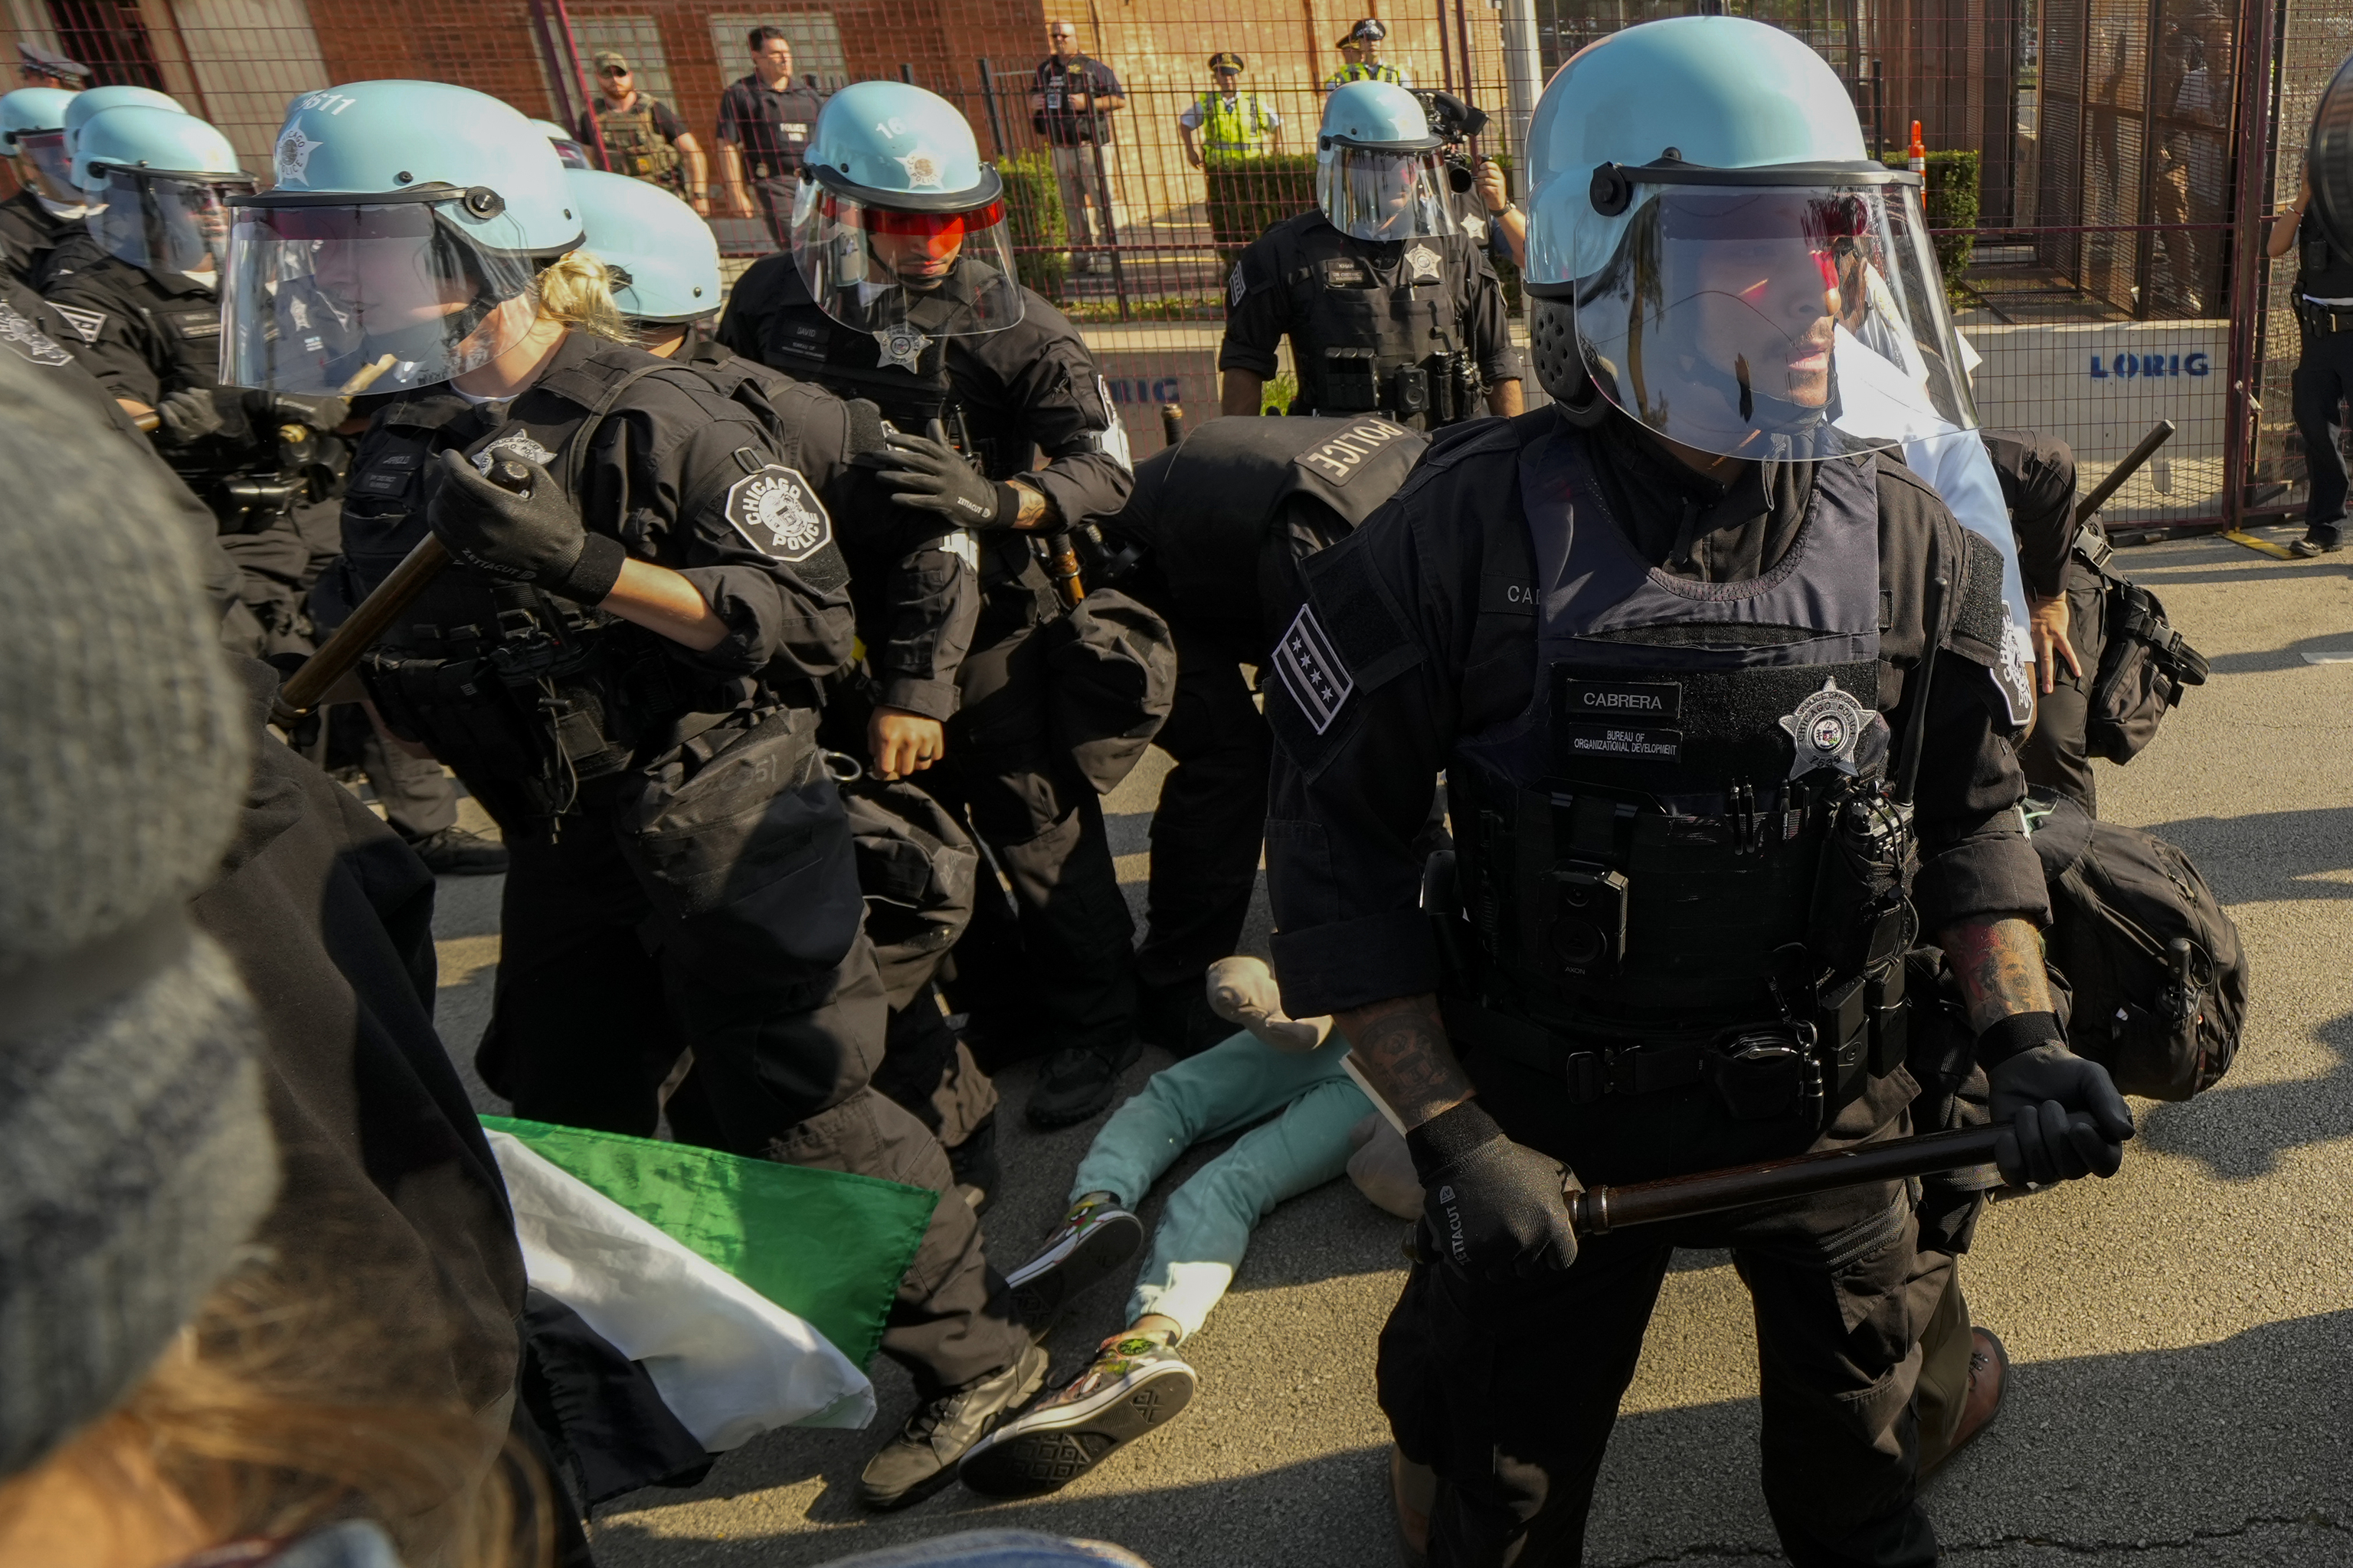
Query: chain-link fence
[{"left": 5, "top": 0, "right": 2334, "bottom": 526}]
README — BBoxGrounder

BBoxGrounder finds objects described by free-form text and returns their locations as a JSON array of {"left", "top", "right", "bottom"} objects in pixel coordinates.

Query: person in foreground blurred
[{"left": 0, "top": 355, "right": 538, "bottom": 1568}]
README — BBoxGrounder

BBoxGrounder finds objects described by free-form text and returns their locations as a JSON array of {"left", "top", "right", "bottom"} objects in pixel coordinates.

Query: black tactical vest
[
  {"left": 1281, "top": 224, "right": 1472, "bottom": 427},
  {"left": 2299, "top": 209, "right": 2353, "bottom": 301},
  {"left": 1449, "top": 424, "right": 1913, "bottom": 1101}
]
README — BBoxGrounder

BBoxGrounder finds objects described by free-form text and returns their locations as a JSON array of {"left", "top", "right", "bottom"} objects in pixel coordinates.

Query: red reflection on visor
[{"left": 849, "top": 198, "right": 1005, "bottom": 237}]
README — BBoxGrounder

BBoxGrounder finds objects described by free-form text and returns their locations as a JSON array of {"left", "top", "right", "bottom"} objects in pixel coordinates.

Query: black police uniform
[
  {"left": 679, "top": 332, "right": 1000, "bottom": 1154},
  {"left": 718, "top": 254, "right": 1143, "bottom": 1068},
  {"left": 41, "top": 232, "right": 345, "bottom": 656},
  {"left": 0, "top": 183, "right": 74, "bottom": 285},
  {"left": 1265, "top": 408, "right": 2049, "bottom": 1566},
  {"left": 1982, "top": 428, "right": 2103, "bottom": 810},
  {"left": 1103, "top": 414, "right": 1427, "bottom": 1046},
  {"left": 716, "top": 74, "right": 827, "bottom": 248},
  {"left": 1220, "top": 209, "right": 1520, "bottom": 429},
  {"left": 318, "top": 329, "right": 1029, "bottom": 1402},
  {"left": 0, "top": 271, "right": 249, "bottom": 634},
  {"left": 2289, "top": 207, "right": 2353, "bottom": 545}
]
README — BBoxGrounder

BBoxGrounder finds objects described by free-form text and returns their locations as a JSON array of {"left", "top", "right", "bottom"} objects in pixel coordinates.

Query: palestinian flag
[{"left": 484, "top": 1116, "right": 938, "bottom": 1455}]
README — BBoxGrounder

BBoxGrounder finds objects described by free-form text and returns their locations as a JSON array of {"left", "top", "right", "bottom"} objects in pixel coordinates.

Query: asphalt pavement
[{"left": 427, "top": 523, "right": 2353, "bottom": 1566}]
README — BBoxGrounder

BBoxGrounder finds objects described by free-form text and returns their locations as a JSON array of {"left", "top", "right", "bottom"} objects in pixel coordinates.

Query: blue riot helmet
[
  {"left": 1523, "top": 16, "right": 1975, "bottom": 461},
  {"left": 1315, "top": 80, "right": 1456, "bottom": 241},
  {"left": 2, "top": 87, "right": 82, "bottom": 205},
  {"left": 61, "top": 83, "right": 182, "bottom": 155},
  {"left": 222, "top": 81, "right": 582, "bottom": 396},
  {"left": 565, "top": 168, "right": 717, "bottom": 325},
  {"left": 789, "top": 80, "right": 1023, "bottom": 343},
  {"left": 532, "top": 117, "right": 594, "bottom": 170},
  {"left": 71, "top": 106, "right": 252, "bottom": 275}
]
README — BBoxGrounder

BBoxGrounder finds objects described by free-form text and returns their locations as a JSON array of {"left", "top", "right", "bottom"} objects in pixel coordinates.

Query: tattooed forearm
[
  {"left": 1334, "top": 993, "right": 1477, "bottom": 1130},
  {"left": 1939, "top": 917, "right": 2055, "bottom": 1033}
]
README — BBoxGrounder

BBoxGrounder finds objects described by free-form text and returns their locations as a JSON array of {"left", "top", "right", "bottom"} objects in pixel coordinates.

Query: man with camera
[{"left": 1219, "top": 80, "right": 1520, "bottom": 426}]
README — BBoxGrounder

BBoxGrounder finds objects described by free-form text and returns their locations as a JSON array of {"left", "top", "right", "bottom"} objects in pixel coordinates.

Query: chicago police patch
[
  {"left": 0, "top": 303, "right": 70, "bottom": 367},
  {"left": 725, "top": 465, "right": 833, "bottom": 562}
]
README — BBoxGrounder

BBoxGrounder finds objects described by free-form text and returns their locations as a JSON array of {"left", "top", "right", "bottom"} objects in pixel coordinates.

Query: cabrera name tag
[{"left": 1558, "top": 676, "right": 1681, "bottom": 724}]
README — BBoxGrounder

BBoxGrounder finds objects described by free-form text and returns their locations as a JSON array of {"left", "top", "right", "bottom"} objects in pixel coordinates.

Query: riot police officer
[
  {"left": 1104, "top": 414, "right": 1427, "bottom": 1052},
  {"left": 222, "top": 82, "right": 1066, "bottom": 1507},
  {"left": 718, "top": 82, "right": 1152, "bottom": 1129},
  {"left": 1261, "top": 21, "right": 2133, "bottom": 1563},
  {"left": 2268, "top": 165, "right": 2353, "bottom": 555},
  {"left": 1219, "top": 79, "right": 1521, "bottom": 426},
  {"left": 570, "top": 164, "right": 1005, "bottom": 1200},
  {"left": 0, "top": 87, "right": 88, "bottom": 284}
]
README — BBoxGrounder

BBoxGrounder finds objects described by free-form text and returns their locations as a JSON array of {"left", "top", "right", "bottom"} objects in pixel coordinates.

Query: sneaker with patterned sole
[
  {"left": 957, "top": 1333, "right": 1197, "bottom": 1497},
  {"left": 1005, "top": 1192, "right": 1143, "bottom": 1334}
]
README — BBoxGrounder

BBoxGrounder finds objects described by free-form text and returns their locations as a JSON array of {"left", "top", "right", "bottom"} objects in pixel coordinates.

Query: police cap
[
  {"left": 18, "top": 41, "right": 90, "bottom": 84},
  {"left": 1209, "top": 51, "right": 1245, "bottom": 73},
  {"left": 1347, "top": 18, "right": 1388, "bottom": 43}
]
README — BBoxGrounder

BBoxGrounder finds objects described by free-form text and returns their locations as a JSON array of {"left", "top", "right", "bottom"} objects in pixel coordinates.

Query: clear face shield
[
  {"left": 14, "top": 129, "right": 78, "bottom": 205},
  {"left": 1567, "top": 181, "right": 1975, "bottom": 460},
  {"left": 220, "top": 198, "right": 548, "bottom": 396},
  {"left": 87, "top": 169, "right": 253, "bottom": 274},
  {"left": 789, "top": 177, "right": 1026, "bottom": 341},
  {"left": 1317, "top": 143, "right": 1461, "bottom": 242}
]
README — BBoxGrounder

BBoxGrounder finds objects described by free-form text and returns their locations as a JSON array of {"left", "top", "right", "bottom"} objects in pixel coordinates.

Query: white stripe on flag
[{"left": 487, "top": 1131, "right": 875, "bottom": 1448}]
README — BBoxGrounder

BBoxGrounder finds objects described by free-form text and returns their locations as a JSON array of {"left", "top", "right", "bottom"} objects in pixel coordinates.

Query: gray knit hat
[{"left": 0, "top": 349, "right": 276, "bottom": 1479}]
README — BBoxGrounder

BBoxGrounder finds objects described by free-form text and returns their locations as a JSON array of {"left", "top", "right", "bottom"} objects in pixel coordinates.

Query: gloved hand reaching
[
  {"left": 429, "top": 449, "right": 628, "bottom": 604},
  {"left": 155, "top": 386, "right": 226, "bottom": 446},
  {"left": 1982, "top": 1032, "right": 2134, "bottom": 1187},
  {"left": 1405, "top": 1099, "right": 1581, "bottom": 1280},
  {"left": 874, "top": 418, "right": 1006, "bottom": 527}
]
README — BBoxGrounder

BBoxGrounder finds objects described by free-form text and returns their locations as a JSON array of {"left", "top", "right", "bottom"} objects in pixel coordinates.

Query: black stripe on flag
[{"left": 1273, "top": 603, "right": 1356, "bottom": 735}]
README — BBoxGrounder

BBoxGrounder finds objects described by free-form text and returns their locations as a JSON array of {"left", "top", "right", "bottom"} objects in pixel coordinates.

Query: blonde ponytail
[{"left": 534, "top": 250, "right": 631, "bottom": 344}]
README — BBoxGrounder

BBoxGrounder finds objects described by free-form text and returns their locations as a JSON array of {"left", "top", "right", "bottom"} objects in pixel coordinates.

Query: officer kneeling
[
  {"left": 1219, "top": 80, "right": 1521, "bottom": 426},
  {"left": 1261, "top": 21, "right": 2132, "bottom": 1565}
]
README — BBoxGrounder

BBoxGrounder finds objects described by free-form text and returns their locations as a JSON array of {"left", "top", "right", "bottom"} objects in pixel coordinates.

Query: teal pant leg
[
  {"left": 1069, "top": 1029, "right": 1356, "bottom": 1208},
  {"left": 1127, "top": 1074, "right": 1373, "bottom": 1340}
]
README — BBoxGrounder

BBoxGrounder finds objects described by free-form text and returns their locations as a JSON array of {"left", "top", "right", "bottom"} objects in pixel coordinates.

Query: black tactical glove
[
  {"left": 429, "top": 450, "right": 627, "bottom": 604},
  {"left": 1405, "top": 1100, "right": 1581, "bottom": 1281},
  {"left": 1980, "top": 1015, "right": 2133, "bottom": 1187},
  {"left": 875, "top": 418, "right": 1007, "bottom": 528},
  {"left": 273, "top": 391, "right": 351, "bottom": 432},
  {"left": 155, "top": 386, "right": 226, "bottom": 446}
]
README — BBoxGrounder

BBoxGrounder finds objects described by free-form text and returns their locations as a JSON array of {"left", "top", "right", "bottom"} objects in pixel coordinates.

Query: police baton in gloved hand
[
  {"left": 1562, "top": 1118, "right": 2099, "bottom": 1236},
  {"left": 270, "top": 354, "right": 459, "bottom": 725}
]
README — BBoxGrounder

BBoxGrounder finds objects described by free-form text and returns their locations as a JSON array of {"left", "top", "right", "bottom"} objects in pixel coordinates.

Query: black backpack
[
  {"left": 2025, "top": 788, "right": 2248, "bottom": 1099},
  {"left": 2080, "top": 532, "right": 2210, "bottom": 764}
]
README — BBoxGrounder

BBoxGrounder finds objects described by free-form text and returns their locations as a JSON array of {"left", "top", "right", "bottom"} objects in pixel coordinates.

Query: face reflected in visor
[
  {"left": 1569, "top": 182, "right": 1975, "bottom": 460},
  {"left": 221, "top": 199, "right": 546, "bottom": 396},
  {"left": 88, "top": 169, "right": 254, "bottom": 275},
  {"left": 789, "top": 176, "right": 1025, "bottom": 339},
  {"left": 14, "top": 129, "right": 77, "bottom": 204},
  {"left": 1316, "top": 144, "right": 1459, "bottom": 242}
]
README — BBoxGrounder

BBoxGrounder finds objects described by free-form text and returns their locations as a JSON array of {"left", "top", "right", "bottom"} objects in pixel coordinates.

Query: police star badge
[
  {"left": 875, "top": 322, "right": 932, "bottom": 372},
  {"left": 725, "top": 465, "right": 833, "bottom": 563},
  {"left": 893, "top": 149, "right": 944, "bottom": 188},
  {"left": 1405, "top": 242, "right": 1442, "bottom": 283},
  {"left": 1777, "top": 676, "right": 1889, "bottom": 780},
  {"left": 275, "top": 124, "right": 323, "bottom": 186},
  {"left": 472, "top": 431, "right": 558, "bottom": 476}
]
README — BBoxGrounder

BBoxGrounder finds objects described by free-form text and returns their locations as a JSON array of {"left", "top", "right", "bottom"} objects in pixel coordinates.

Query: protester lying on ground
[
  {"left": 959, "top": 958, "right": 1414, "bottom": 1496},
  {"left": 0, "top": 360, "right": 544, "bottom": 1568}
]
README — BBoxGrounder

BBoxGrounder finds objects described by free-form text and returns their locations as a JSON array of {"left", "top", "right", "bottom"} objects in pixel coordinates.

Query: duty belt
[
  {"left": 2302, "top": 302, "right": 2353, "bottom": 334},
  {"left": 1442, "top": 996, "right": 1733, "bottom": 1102}
]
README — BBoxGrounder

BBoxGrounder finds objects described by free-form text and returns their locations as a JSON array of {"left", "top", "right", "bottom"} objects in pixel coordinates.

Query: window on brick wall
[
  {"left": 571, "top": 13, "right": 675, "bottom": 101},
  {"left": 709, "top": 12, "right": 847, "bottom": 93},
  {"left": 46, "top": 0, "right": 163, "bottom": 89}
]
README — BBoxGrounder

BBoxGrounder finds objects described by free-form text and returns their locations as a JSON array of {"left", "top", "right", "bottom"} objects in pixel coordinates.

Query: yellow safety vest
[
  {"left": 1196, "top": 91, "right": 1274, "bottom": 155},
  {"left": 1321, "top": 62, "right": 1405, "bottom": 90}
]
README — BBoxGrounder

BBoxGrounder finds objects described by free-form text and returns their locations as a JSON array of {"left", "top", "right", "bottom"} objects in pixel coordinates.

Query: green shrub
[
  {"left": 999, "top": 150, "right": 1069, "bottom": 303},
  {"left": 1204, "top": 152, "right": 1317, "bottom": 272},
  {"left": 1884, "top": 148, "right": 1981, "bottom": 309},
  {"left": 1261, "top": 370, "right": 1298, "bottom": 415}
]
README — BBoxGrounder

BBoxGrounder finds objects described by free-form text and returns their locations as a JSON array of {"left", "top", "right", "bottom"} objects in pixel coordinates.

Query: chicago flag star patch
[
  {"left": 725, "top": 465, "right": 833, "bottom": 562},
  {"left": 1272, "top": 603, "right": 1355, "bottom": 734}
]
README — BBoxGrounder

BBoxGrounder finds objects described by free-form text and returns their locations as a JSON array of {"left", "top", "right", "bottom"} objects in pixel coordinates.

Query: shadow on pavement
[
  {"left": 2142, "top": 809, "right": 2353, "bottom": 907},
  {"left": 2135, "top": 1011, "right": 2353, "bottom": 1183}
]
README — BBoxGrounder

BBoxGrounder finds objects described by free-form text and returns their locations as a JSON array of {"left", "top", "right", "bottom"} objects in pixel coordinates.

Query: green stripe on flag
[{"left": 483, "top": 1116, "right": 937, "bottom": 1370}]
